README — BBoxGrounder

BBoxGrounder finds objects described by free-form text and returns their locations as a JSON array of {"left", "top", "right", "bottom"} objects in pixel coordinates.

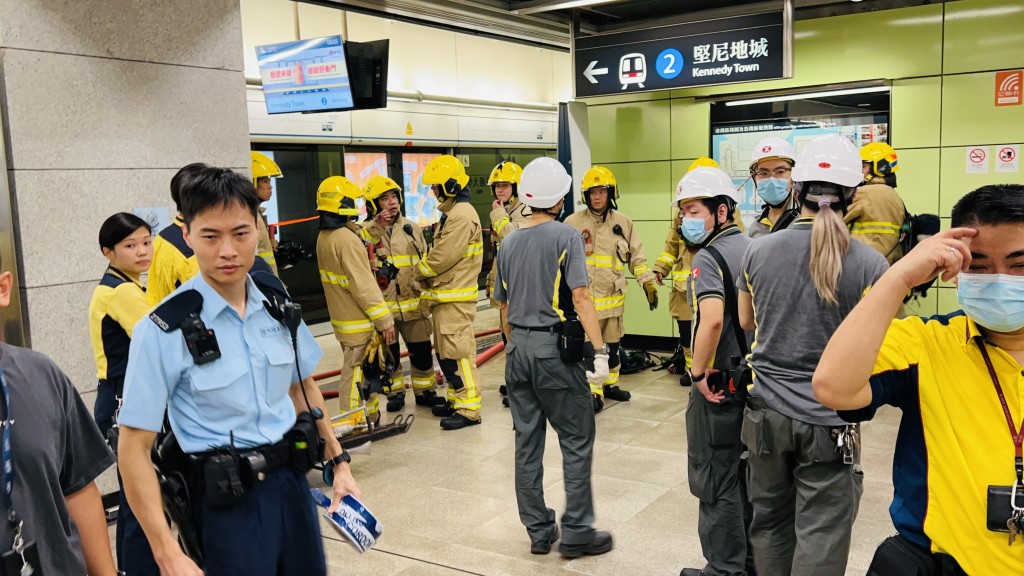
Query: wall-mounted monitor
[
  {"left": 345, "top": 39, "right": 389, "bottom": 111},
  {"left": 256, "top": 35, "right": 353, "bottom": 115}
]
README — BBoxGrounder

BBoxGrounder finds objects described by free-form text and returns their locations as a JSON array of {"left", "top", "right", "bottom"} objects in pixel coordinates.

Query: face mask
[
  {"left": 957, "top": 273, "right": 1024, "bottom": 333},
  {"left": 756, "top": 178, "right": 790, "bottom": 207},
  {"left": 681, "top": 216, "right": 711, "bottom": 245}
]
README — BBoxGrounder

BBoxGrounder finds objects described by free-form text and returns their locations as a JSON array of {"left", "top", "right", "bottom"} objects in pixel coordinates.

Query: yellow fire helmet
[
  {"left": 581, "top": 165, "right": 619, "bottom": 210},
  {"left": 687, "top": 156, "right": 720, "bottom": 172},
  {"left": 487, "top": 161, "right": 523, "bottom": 198},
  {"left": 422, "top": 155, "right": 470, "bottom": 198},
  {"left": 316, "top": 176, "right": 361, "bottom": 217},
  {"left": 860, "top": 142, "right": 899, "bottom": 179},
  {"left": 363, "top": 175, "right": 403, "bottom": 218},
  {"left": 251, "top": 151, "right": 283, "bottom": 188}
]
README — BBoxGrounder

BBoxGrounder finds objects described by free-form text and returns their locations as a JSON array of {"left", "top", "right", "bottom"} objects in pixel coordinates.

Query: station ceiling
[{"left": 307, "top": 0, "right": 951, "bottom": 49}]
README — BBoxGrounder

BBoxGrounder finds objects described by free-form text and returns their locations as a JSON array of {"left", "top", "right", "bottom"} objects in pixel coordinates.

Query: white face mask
[{"left": 957, "top": 273, "right": 1024, "bottom": 333}]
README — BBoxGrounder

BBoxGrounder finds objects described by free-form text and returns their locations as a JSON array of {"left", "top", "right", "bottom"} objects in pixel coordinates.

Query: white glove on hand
[{"left": 587, "top": 353, "right": 610, "bottom": 386}]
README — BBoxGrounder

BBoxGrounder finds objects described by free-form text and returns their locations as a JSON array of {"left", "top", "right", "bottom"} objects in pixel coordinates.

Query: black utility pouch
[
  {"left": 986, "top": 484, "right": 1023, "bottom": 532},
  {"left": 559, "top": 318, "right": 585, "bottom": 363},
  {"left": 202, "top": 452, "right": 245, "bottom": 507},
  {"left": 287, "top": 411, "right": 324, "bottom": 474}
]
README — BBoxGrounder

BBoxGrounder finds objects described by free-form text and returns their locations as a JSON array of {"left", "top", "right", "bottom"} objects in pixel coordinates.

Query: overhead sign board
[{"left": 573, "top": 11, "right": 791, "bottom": 98}]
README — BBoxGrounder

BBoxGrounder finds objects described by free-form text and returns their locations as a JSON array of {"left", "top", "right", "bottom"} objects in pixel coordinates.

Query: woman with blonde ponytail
[{"left": 734, "top": 134, "right": 889, "bottom": 576}]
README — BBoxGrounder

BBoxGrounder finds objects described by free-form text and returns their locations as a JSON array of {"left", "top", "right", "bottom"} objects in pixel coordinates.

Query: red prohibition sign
[
  {"left": 999, "top": 147, "right": 1016, "bottom": 162},
  {"left": 970, "top": 148, "right": 987, "bottom": 163}
]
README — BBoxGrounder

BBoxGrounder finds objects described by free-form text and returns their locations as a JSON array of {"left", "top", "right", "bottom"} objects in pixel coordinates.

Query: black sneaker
[
  {"left": 603, "top": 385, "right": 631, "bottom": 401},
  {"left": 593, "top": 394, "right": 604, "bottom": 413},
  {"left": 415, "top": 391, "right": 447, "bottom": 407},
  {"left": 440, "top": 412, "right": 481, "bottom": 430},
  {"left": 559, "top": 531, "right": 613, "bottom": 559},
  {"left": 502, "top": 396, "right": 510, "bottom": 408},
  {"left": 679, "top": 373, "right": 693, "bottom": 387},
  {"left": 386, "top": 394, "right": 405, "bottom": 412},
  {"left": 432, "top": 401, "right": 456, "bottom": 417},
  {"left": 679, "top": 569, "right": 703, "bottom": 576},
  {"left": 530, "top": 526, "right": 559, "bottom": 555},
  {"left": 499, "top": 384, "right": 508, "bottom": 396}
]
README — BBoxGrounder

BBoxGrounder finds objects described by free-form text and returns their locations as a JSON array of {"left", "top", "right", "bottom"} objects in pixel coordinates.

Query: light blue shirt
[{"left": 119, "top": 273, "right": 323, "bottom": 453}]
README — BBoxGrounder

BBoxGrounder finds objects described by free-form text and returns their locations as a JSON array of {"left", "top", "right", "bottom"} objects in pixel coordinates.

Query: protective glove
[
  {"left": 587, "top": 353, "right": 610, "bottom": 386},
  {"left": 643, "top": 281, "right": 659, "bottom": 311}
]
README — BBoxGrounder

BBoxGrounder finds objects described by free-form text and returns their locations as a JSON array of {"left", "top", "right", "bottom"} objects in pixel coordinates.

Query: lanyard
[{"left": 977, "top": 340, "right": 1024, "bottom": 484}]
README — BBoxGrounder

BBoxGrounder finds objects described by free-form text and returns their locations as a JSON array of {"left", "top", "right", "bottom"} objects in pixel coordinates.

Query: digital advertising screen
[{"left": 257, "top": 35, "right": 354, "bottom": 115}]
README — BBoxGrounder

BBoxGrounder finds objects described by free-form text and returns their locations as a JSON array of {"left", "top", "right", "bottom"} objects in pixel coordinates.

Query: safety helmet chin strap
[{"left": 682, "top": 198, "right": 731, "bottom": 249}]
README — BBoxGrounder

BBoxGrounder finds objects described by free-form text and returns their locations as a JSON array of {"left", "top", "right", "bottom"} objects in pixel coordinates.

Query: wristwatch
[
  {"left": 595, "top": 344, "right": 610, "bottom": 356},
  {"left": 690, "top": 371, "right": 707, "bottom": 383},
  {"left": 322, "top": 450, "right": 351, "bottom": 486}
]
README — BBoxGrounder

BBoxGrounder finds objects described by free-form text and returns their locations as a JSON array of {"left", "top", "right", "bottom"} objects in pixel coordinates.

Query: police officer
[
  {"left": 316, "top": 176, "right": 397, "bottom": 429},
  {"left": 747, "top": 138, "right": 800, "bottom": 239},
  {"left": 565, "top": 166, "right": 657, "bottom": 411},
  {"left": 673, "top": 167, "right": 751, "bottom": 576},
  {"left": 654, "top": 158, "right": 717, "bottom": 387},
  {"left": 487, "top": 161, "right": 531, "bottom": 407},
  {"left": 148, "top": 162, "right": 208, "bottom": 306},
  {"left": 493, "top": 157, "right": 614, "bottom": 559},
  {"left": 415, "top": 155, "right": 485, "bottom": 430},
  {"left": 251, "top": 151, "right": 282, "bottom": 275},
  {"left": 118, "top": 167, "right": 360, "bottom": 576},
  {"left": 847, "top": 142, "right": 906, "bottom": 264},
  {"left": 360, "top": 175, "right": 445, "bottom": 411},
  {"left": 739, "top": 134, "right": 884, "bottom": 576}
]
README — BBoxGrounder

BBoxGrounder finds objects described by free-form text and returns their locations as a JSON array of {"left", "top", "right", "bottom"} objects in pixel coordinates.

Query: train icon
[{"left": 619, "top": 53, "right": 647, "bottom": 90}]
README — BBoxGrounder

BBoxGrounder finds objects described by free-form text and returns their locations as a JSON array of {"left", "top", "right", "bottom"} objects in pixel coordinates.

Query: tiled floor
[{"left": 309, "top": 309, "right": 901, "bottom": 576}]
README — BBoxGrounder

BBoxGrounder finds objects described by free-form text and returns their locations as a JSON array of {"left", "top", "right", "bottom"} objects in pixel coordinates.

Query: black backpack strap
[
  {"left": 770, "top": 208, "right": 801, "bottom": 234},
  {"left": 149, "top": 290, "right": 204, "bottom": 332},
  {"left": 702, "top": 244, "right": 749, "bottom": 357}
]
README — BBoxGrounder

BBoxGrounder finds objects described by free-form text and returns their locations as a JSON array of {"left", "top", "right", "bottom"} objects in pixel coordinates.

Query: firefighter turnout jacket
[
  {"left": 317, "top": 222, "right": 395, "bottom": 344},
  {"left": 256, "top": 207, "right": 278, "bottom": 275},
  {"left": 565, "top": 208, "right": 656, "bottom": 319},
  {"left": 360, "top": 216, "right": 429, "bottom": 322},
  {"left": 415, "top": 201, "right": 483, "bottom": 306},
  {"left": 845, "top": 182, "right": 906, "bottom": 265},
  {"left": 653, "top": 227, "right": 694, "bottom": 322}
]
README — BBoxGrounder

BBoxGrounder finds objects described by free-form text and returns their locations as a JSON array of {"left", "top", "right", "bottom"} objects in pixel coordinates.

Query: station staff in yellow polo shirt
[
  {"left": 814, "top": 184, "right": 1024, "bottom": 575},
  {"left": 147, "top": 163, "right": 207, "bottom": 306}
]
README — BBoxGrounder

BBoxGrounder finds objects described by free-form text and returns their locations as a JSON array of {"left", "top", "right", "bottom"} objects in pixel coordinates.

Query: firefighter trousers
[
  {"left": 387, "top": 317, "right": 436, "bottom": 397},
  {"left": 506, "top": 328, "right": 597, "bottom": 546},
  {"left": 337, "top": 336, "right": 377, "bottom": 424},
  {"left": 432, "top": 302, "right": 482, "bottom": 418}
]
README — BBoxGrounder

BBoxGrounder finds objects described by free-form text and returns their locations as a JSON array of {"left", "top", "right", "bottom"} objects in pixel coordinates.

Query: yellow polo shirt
[{"left": 840, "top": 312, "right": 1024, "bottom": 574}]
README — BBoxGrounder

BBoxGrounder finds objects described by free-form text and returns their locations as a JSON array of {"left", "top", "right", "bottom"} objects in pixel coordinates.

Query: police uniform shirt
[
  {"left": 88, "top": 267, "right": 149, "bottom": 382},
  {"left": 739, "top": 218, "right": 888, "bottom": 426},
  {"left": 493, "top": 220, "right": 589, "bottom": 327},
  {"left": 839, "top": 313, "right": 1024, "bottom": 575},
  {"left": 119, "top": 273, "right": 323, "bottom": 453},
  {"left": 687, "top": 227, "right": 751, "bottom": 372},
  {"left": 0, "top": 343, "right": 115, "bottom": 575}
]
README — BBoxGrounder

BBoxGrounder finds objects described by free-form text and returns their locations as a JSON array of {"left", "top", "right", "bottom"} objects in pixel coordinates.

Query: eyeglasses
[{"left": 754, "top": 167, "right": 792, "bottom": 178}]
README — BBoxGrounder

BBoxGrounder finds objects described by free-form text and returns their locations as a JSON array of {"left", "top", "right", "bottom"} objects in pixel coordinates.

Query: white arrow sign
[{"left": 583, "top": 60, "right": 608, "bottom": 84}]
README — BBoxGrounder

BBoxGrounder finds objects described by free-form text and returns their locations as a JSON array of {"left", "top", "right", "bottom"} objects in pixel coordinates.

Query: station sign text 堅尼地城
[{"left": 573, "top": 11, "right": 790, "bottom": 98}]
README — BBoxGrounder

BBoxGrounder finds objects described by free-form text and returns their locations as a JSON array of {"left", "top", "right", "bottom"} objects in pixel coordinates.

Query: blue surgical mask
[
  {"left": 756, "top": 178, "right": 790, "bottom": 206},
  {"left": 957, "top": 273, "right": 1024, "bottom": 333},
  {"left": 681, "top": 216, "right": 711, "bottom": 245}
]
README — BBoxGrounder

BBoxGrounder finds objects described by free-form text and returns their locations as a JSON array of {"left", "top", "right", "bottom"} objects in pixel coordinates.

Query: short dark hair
[
  {"left": 701, "top": 197, "right": 736, "bottom": 222},
  {"left": 179, "top": 168, "right": 259, "bottom": 227},
  {"left": 951, "top": 185, "right": 1024, "bottom": 228},
  {"left": 99, "top": 212, "right": 151, "bottom": 251},
  {"left": 170, "top": 163, "right": 210, "bottom": 212}
]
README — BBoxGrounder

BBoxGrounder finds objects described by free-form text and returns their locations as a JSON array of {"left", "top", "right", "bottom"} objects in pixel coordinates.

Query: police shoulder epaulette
[{"left": 149, "top": 290, "right": 203, "bottom": 333}]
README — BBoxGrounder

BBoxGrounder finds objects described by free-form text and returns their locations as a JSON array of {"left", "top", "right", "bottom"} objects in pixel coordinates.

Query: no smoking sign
[{"left": 966, "top": 146, "right": 989, "bottom": 174}]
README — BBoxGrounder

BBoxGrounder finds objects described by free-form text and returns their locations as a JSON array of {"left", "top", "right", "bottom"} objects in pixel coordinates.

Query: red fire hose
[{"left": 318, "top": 327, "right": 504, "bottom": 399}]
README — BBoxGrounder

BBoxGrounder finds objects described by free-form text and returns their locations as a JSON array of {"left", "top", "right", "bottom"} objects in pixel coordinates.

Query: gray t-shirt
[
  {"left": 0, "top": 343, "right": 115, "bottom": 575},
  {"left": 494, "top": 220, "right": 589, "bottom": 327},
  {"left": 739, "top": 218, "right": 889, "bottom": 425},
  {"left": 688, "top": 227, "right": 753, "bottom": 372}
]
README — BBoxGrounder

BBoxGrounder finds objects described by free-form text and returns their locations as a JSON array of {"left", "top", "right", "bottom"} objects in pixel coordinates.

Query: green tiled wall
[{"left": 586, "top": 0, "right": 1024, "bottom": 337}]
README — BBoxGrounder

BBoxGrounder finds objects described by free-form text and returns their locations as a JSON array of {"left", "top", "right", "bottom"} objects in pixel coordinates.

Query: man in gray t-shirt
[
  {"left": 493, "top": 158, "right": 614, "bottom": 559},
  {"left": 0, "top": 342, "right": 116, "bottom": 574}
]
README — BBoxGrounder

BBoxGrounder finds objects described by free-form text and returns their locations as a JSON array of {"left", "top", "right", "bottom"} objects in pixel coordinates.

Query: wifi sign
[{"left": 996, "top": 70, "right": 1022, "bottom": 107}]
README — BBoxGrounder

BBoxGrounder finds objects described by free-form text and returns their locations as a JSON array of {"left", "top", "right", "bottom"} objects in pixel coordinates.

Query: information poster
[
  {"left": 343, "top": 152, "right": 388, "bottom": 218},
  {"left": 402, "top": 153, "right": 442, "bottom": 225},
  {"left": 712, "top": 121, "right": 887, "bottom": 227}
]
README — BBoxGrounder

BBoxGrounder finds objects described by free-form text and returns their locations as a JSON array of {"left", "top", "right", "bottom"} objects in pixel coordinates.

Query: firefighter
[
  {"left": 847, "top": 142, "right": 906, "bottom": 264},
  {"left": 360, "top": 175, "right": 445, "bottom": 411},
  {"left": 251, "top": 151, "right": 282, "bottom": 275},
  {"left": 653, "top": 158, "right": 720, "bottom": 386},
  {"left": 565, "top": 166, "right": 658, "bottom": 412},
  {"left": 315, "top": 176, "right": 397, "bottom": 428},
  {"left": 415, "top": 155, "right": 485, "bottom": 430},
  {"left": 487, "top": 161, "right": 531, "bottom": 407},
  {"left": 747, "top": 137, "right": 800, "bottom": 238}
]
